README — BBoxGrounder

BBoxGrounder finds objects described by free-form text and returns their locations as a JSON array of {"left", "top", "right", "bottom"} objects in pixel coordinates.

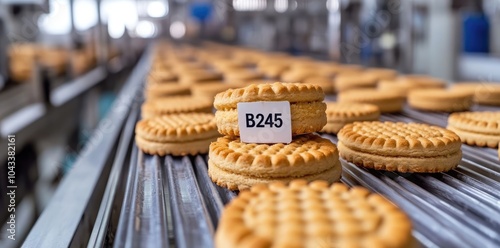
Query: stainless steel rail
[{"left": 22, "top": 47, "right": 152, "bottom": 248}]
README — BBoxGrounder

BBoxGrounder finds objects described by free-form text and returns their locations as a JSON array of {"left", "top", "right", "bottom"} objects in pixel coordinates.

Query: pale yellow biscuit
[
  {"left": 141, "top": 96, "right": 213, "bottom": 118},
  {"left": 224, "top": 70, "right": 263, "bottom": 83},
  {"left": 377, "top": 80, "right": 443, "bottom": 97},
  {"left": 337, "top": 89, "right": 405, "bottom": 113},
  {"left": 179, "top": 70, "right": 223, "bottom": 85},
  {"left": 398, "top": 75, "right": 446, "bottom": 88},
  {"left": 321, "top": 102, "right": 380, "bottom": 134},
  {"left": 450, "top": 83, "right": 500, "bottom": 106},
  {"left": 447, "top": 111, "right": 500, "bottom": 148},
  {"left": 303, "top": 76, "right": 334, "bottom": 94},
  {"left": 135, "top": 113, "right": 220, "bottom": 156},
  {"left": 214, "top": 83, "right": 327, "bottom": 136},
  {"left": 280, "top": 69, "right": 316, "bottom": 82},
  {"left": 214, "top": 82, "right": 324, "bottom": 109},
  {"left": 147, "top": 70, "right": 177, "bottom": 84},
  {"left": 408, "top": 89, "right": 473, "bottom": 112},
  {"left": 190, "top": 82, "right": 241, "bottom": 100},
  {"left": 215, "top": 180, "right": 413, "bottom": 248},
  {"left": 338, "top": 121, "right": 462, "bottom": 172},
  {"left": 334, "top": 74, "right": 378, "bottom": 92},
  {"left": 363, "top": 68, "right": 398, "bottom": 81},
  {"left": 208, "top": 134, "right": 342, "bottom": 190},
  {"left": 144, "top": 83, "right": 191, "bottom": 99}
]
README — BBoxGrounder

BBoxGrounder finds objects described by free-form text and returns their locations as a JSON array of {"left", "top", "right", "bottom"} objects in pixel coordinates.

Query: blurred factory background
[{"left": 0, "top": 0, "right": 499, "bottom": 247}]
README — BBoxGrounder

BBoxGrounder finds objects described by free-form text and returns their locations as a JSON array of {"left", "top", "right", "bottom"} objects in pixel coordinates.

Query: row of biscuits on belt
[{"left": 134, "top": 43, "right": 499, "bottom": 248}]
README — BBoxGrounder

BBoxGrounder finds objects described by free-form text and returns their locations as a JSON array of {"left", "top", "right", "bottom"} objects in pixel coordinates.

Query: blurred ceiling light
[
  {"left": 136, "top": 20, "right": 157, "bottom": 38},
  {"left": 147, "top": 1, "right": 168, "bottom": 18},
  {"left": 39, "top": 0, "right": 71, "bottom": 35},
  {"left": 233, "top": 0, "right": 267, "bottom": 11},
  {"left": 101, "top": 0, "right": 138, "bottom": 31},
  {"left": 326, "top": 0, "right": 340, "bottom": 11},
  {"left": 169, "top": 21, "right": 186, "bottom": 39},
  {"left": 274, "top": 0, "right": 288, "bottom": 13},
  {"left": 108, "top": 16, "right": 126, "bottom": 39},
  {"left": 74, "top": 0, "right": 98, "bottom": 31}
]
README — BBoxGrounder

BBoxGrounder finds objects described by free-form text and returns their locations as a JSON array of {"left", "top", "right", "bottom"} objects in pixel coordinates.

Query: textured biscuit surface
[
  {"left": 447, "top": 111, "right": 500, "bottom": 148},
  {"left": 141, "top": 96, "right": 213, "bottom": 118},
  {"left": 214, "top": 82, "right": 324, "bottom": 109},
  {"left": 338, "top": 121, "right": 462, "bottom": 172},
  {"left": 208, "top": 134, "right": 342, "bottom": 190},
  {"left": 215, "top": 101, "right": 327, "bottom": 136},
  {"left": 135, "top": 113, "right": 219, "bottom": 155},
  {"left": 215, "top": 180, "right": 413, "bottom": 248},
  {"left": 321, "top": 103, "right": 380, "bottom": 133},
  {"left": 135, "top": 113, "right": 218, "bottom": 142}
]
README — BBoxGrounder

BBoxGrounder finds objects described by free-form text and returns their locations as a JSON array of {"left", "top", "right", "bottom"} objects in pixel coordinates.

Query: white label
[{"left": 237, "top": 101, "right": 292, "bottom": 144}]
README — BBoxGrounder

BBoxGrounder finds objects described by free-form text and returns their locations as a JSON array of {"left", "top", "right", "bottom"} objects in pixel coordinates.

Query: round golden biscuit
[
  {"left": 303, "top": 76, "right": 334, "bottom": 94},
  {"left": 321, "top": 102, "right": 380, "bottom": 134},
  {"left": 397, "top": 75, "right": 446, "bottom": 87},
  {"left": 190, "top": 82, "right": 241, "bottom": 100},
  {"left": 447, "top": 111, "right": 500, "bottom": 148},
  {"left": 408, "top": 89, "right": 473, "bottom": 112},
  {"left": 363, "top": 68, "right": 398, "bottom": 81},
  {"left": 141, "top": 96, "right": 213, "bottom": 118},
  {"left": 214, "top": 83, "right": 327, "bottom": 136},
  {"left": 337, "top": 89, "right": 405, "bottom": 113},
  {"left": 338, "top": 121, "right": 462, "bottom": 172},
  {"left": 377, "top": 80, "right": 442, "bottom": 97},
  {"left": 208, "top": 134, "right": 342, "bottom": 190},
  {"left": 450, "top": 83, "right": 500, "bottom": 106},
  {"left": 135, "top": 113, "right": 219, "bottom": 156},
  {"left": 215, "top": 180, "right": 413, "bottom": 248},
  {"left": 224, "top": 69, "right": 263, "bottom": 83},
  {"left": 334, "top": 74, "right": 378, "bottom": 92},
  {"left": 144, "top": 83, "right": 191, "bottom": 99},
  {"left": 179, "top": 70, "right": 223, "bottom": 85}
]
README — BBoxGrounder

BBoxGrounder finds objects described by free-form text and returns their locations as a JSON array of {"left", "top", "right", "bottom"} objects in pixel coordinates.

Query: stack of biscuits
[{"left": 208, "top": 82, "right": 342, "bottom": 190}]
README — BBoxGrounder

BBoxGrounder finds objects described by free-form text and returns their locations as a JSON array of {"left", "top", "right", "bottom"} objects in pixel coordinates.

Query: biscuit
[
  {"left": 208, "top": 134, "right": 342, "bottom": 190},
  {"left": 179, "top": 70, "right": 223, "bottom": 85},
  {"left": 257, "top": 64, "right": 288, "bottom": 79},
  {"left": 144, "top": 83, "right": 191, "bottom": 99},
  {"left": 280, "top": 69, "right": 316, "bottom": 82},
  {"left": 135, "top": 113, "right": 219, "bottom": 156},
  {"left": 447, "top": 111, "right": 500, "bottom": 148},
  {"left": 321, "top": 102, "right": 380, "bottom": 134},
  {"left": 190, "top": 82, "right": 241, "bottom": 100},
  {"left": 450, "top": 83, "right": 500, "bottom": 106},
  {"left": 147, "top": 70, "right": 177, "bottom": 84},
  {"left": 408, "top": 89, "right": 473, "bottom": 112},
  {"left": 363, "top": 68, "right": 398, "bottom": 81},
  {"left": 337, "top": 89, "right": 405, "bottom": 113},
  {"left": 215, "top": 180, "right": 413, "bottom": 248},
  {"left": 224, "top": 70, "right": 263, "bottom": 83},
  {"left": 398, "top": 75, "right": 446, "bottom": 88},
  {"left": 303, "top": 76, "right": 334, "bottom": 94},
  {"left": 378, "top": 78, "right": 446, "bottom": 97},
  {"left": 338, "top": 121, "right": 462, "bottom": 172},
  {"left": 214, "top": 82, "right": 327, "bottom": 136},
  {"left": 334, "top": 74, "right": 378, "bottom": 92},
  {"left": 141, "top": 96, "right": 213, "bottom": 118}
]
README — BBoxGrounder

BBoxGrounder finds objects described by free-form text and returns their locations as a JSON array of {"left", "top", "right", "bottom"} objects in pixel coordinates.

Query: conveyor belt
[
  {"left": 111, "top": 102, "right": 500, "bottom": 248},
  {"left": 23, "top": 48, "right": 500, "bottom": 247}
]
